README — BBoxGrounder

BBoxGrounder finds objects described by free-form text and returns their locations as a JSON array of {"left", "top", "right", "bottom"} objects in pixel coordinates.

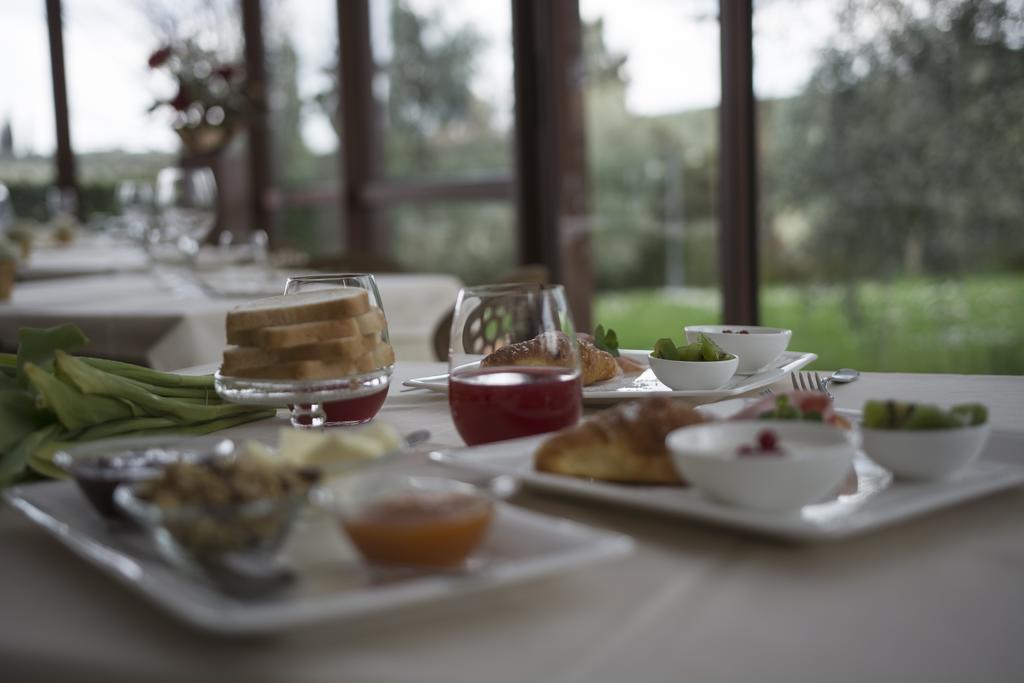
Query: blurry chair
[{"left": 431, "top": 264, "right": 550, "bottom": 361}]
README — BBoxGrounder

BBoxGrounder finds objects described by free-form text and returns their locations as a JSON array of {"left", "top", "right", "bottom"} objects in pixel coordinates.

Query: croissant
[
  {"left": 534, "top": 397, "right": 705, "bottom": 484},
  {"left": 480, "top": 332, "right": 617, "bottom": 386}
]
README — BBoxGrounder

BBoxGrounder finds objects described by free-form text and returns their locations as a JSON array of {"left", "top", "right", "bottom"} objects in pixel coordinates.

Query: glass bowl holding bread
[{"left": 214, "top": 273, "right": 395, "bottom": 427}]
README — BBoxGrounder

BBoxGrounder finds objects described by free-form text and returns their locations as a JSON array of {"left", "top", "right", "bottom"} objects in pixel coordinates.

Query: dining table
[
  {"left": 0, "top": 271, "right": 462, "bottom": 368},
  {"left": 1, "top": 361, "right": 1022, "bottom": 683},
  {"left": 15, "top": 240, "right": 150, "bottom": 281}
]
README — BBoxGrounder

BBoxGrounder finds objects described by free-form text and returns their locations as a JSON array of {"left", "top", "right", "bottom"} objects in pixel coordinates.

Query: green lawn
[{"left": 594, "top": 273, "right": 1024, "bottom": 375}]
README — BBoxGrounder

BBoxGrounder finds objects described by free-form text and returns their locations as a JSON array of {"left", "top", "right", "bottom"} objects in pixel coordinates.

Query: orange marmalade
[{"left": 342, "top": 491, "right": 494, "bottom": 568}]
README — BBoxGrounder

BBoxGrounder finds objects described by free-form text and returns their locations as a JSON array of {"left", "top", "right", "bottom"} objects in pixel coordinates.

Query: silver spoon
[
  {"left": 831, "top": 368, "right": 860, "bottom": 384},
  {"left": 821, "top": 368, "right": 859, "bottom": 396}
]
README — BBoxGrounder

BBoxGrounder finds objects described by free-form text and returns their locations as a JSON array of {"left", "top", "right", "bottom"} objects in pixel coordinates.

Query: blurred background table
[
  {"left": 16, "top": 241, "right": 150, "bottom": 281},
  {"left": 0, "top": 271, "right": 461, "bottom": 368}
]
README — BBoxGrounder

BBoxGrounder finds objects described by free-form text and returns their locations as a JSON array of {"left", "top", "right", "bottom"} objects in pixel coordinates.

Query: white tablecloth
[
  {"left": 16, "top": 242, "right": 150, "bottom": 281},
  {"left": 0, "top": 272, "right": 462, "bottom": 367},
  {"left": 1, "top": 366, "right": 1022, "bottom": 682}
]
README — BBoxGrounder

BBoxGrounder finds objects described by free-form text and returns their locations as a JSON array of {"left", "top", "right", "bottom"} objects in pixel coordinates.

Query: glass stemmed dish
[{"left": 214, "top": 273, "right": 394, "bottom": 428}]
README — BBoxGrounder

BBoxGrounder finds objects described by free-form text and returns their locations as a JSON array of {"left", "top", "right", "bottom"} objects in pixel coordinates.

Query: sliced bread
[
  {"left": 224, "top": 341, "right": 395, "bottom": 381},
  {"left": 226, "top": 307, "right": 386, "bottom": 348},
  {"left": 221, "top": 335, "right": 379, "bottom": 373},
  {"left": 355, "top": 307, "right": 386, "bottom": 335},
  {"left": 227, "top": 359, "right": 366, "bottom": 381},
  {"left": 371, "top": 341, "right": 395, "bottom": 368},
  {"left": 228, "top": 318, "right": 359, "bottom": 347},
  {"left": 225, "top": 288, "right": 370, "bottom": 334}
]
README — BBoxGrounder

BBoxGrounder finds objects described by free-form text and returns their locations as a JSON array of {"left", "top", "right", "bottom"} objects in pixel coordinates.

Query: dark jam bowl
[{"left": 53, "top": 437, "right": 231, "bottom": 520}]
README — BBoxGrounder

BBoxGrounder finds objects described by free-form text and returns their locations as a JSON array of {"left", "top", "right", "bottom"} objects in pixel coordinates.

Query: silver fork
[{"left": 791, "top": 371, "right": 832, "bottom": 399}]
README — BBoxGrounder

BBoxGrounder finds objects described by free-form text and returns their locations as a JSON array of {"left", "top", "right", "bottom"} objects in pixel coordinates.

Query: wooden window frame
[
  {"left": 45, "top": 0, "right": 76, "bottom": 208},
  {"left": 42, "top": 0, "right": 759, "bottom": 327},
  {"left": 719, "top": 0, "right": 759, "bottom": 324}
]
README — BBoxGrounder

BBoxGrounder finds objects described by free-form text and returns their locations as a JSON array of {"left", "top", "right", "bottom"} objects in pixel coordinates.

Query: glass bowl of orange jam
[{"left": 313, "top": 473, "right": 497, "bottom": 569}]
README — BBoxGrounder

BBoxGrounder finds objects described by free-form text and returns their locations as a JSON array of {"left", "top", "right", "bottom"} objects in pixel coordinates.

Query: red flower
[
  {"left": 214, "top": 64, "right": 241, "bottom": 81},
  {"left": 169, "top": 84, "right": 193, "bottom": 111},
  {"left": 148, "top": 46, "right": 172, "bottom": 69}
]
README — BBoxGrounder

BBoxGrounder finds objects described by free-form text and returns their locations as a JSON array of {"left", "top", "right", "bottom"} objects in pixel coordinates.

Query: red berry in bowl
[{"left": 757, "top": 429, "right": 778, "bottom": 452}]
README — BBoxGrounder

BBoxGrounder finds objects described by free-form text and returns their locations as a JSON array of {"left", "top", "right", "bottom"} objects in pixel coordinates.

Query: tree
[
  {"left": 266, "top": 34, "right": 319, "bottom": 186},
  {"left": 583, "top": 17, "right": 720, "bottom": 290},
  {"left": 773, "top": 0, "right": 1024, "bottom": 281},
  {"left": 383, "top": 0, "right": 485, "bottom": 171},
  {"left": 316, "top": 0, "right": 500, "bottom": 177}
]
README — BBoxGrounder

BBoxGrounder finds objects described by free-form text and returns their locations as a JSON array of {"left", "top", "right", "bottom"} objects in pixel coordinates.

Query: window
[
  {"left": 582, "top": 0, "right": 722, "bottom": 346},
  {"left": 264, "top": 0, "right": 343, "bottom": 253},
  {"left": 371, "top": 0, "right": 514, "bottom": 181},
  {"left": 0, "top": 2, "right": 57, "bottom": 221},
  {"left": 755, "top": 0, "right": 1024, "bottom": 373},
  {"left": 60, "top": 0, "right": 183, "bottom": 216},
  {"left": 388, "top": 200, "right": 516, "bottom": 280},
  {"left": 326, "top": 0, "right": 518, "bottom": 281},
  {"left": 21, "top": 0, "right": 1022, "bottom": 375}
]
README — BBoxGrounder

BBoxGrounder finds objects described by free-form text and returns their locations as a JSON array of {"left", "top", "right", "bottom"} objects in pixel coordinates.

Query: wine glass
[
  {"left": 448, "top": 283, "right": 582, "bottom": 445},
  {"left": 114, "top": 180, "right": 155, "bottom": 246},
  {"left": 46, "top": 186, "right": 78, "bottom": 221},
  {"left": 154, "top": 166, "right": 217, "bottom": 266},
  {"left": 0, "top": 182, "right": 15, "bottom": 234},
  {"left": 282, "top": 273, "right": 393, "bottom": 427},
  {"left": 46, "top": 186, "right": 78, "bottom": 242}
]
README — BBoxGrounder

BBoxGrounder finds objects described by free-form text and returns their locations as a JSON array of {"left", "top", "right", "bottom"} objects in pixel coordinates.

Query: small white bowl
[
  {"left": 684, "top": 325, "right": 792, "bottom": 374},
  {"left": 860, "top": 424, "right": 990, "bottom": 480},
  {"left": 666, "top": 421, "right": 858, "bottom": 511},
  {"left": 648, "top": 353, "right": 738, "bottom": 391}
]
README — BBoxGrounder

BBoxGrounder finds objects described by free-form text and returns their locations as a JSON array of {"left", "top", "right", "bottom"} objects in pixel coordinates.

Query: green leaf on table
[
  {"left": 24, "top": 362, "right": 136, "bottom": 431},
  {"left": 119, "top": 376, "right": 216, "bottom": 400},
  {"left": 0, "top": 424, "right": 62, "bottom": 487},
  {"left": 592, "top": 325, "right": 621, "bottom": 357},
  {"left": 75, "top": 409, "right": 275, "bottom": 442},
  {"left": 1, "top": 354, "right": 16, "bottom": 380},
  {"left": 28, "top": 449, "right": 69, "bottom": 480},
  {"left": 81, "top": 357, "right": 214, "bottom": 389},
  {"left": 0, "top": 388, "right": 53, "bottom": 453},
  {"left": 1, "top": 356, "right": 17, "bottom": 387},
  {"left": 16, "top": 324, "right": 89, "bottom": 380},
  {"left": 76, "top": 416, "right": 181, "bottom": 441},
  {"left": 55, "top": 351, "right": 255, "bottom": 423}
]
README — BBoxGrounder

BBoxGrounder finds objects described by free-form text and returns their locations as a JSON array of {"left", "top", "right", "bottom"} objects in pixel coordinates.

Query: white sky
[{"left": 0, "top": 0, "right": 841, "bottom": 156}]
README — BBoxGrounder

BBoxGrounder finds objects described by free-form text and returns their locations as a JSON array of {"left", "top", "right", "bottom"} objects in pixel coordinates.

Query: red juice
[
  {"left": 449, "top": 367, "right": 582, "bottom": 445},
  {"left": 292, "top": 385, "right": 390, "bottom": 427}
]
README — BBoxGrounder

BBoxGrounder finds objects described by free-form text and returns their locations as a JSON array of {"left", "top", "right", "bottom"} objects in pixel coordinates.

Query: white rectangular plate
[
  {"left": 430, "top": 428, "right": 1024, "bottom": 542},
  {"left": 4, "top": 482, "right": 632, "bottom": 635},
  {"left": 403, "top": 350, "right": 818, "bottom": 404}
]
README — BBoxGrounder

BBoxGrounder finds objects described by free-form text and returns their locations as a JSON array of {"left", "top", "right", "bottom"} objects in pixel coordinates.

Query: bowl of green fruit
[
  {"left": 648, "top": 334, "right": 738, "bottom": 391},
  {"left": 684, "top": 325, "right": 791, "bottom": 374},
  {"left": 859, "top": 400, "right": 990, "bottom": 480}
]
